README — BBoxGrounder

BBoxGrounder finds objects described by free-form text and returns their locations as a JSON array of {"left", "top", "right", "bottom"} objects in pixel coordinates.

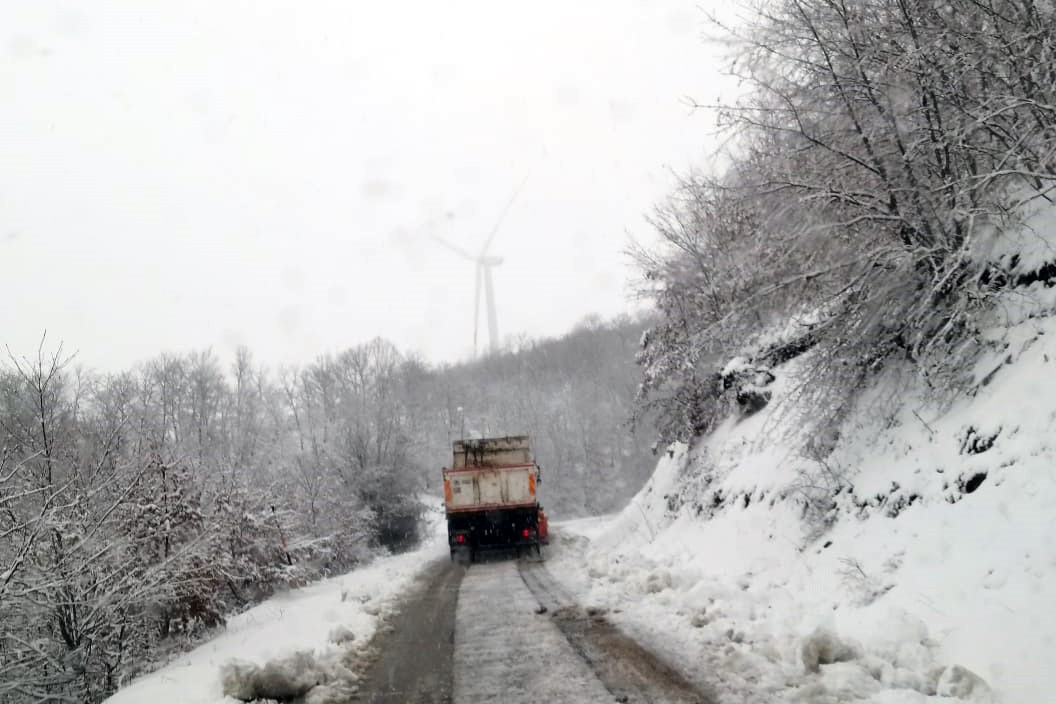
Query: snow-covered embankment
[{"left": 551, "top": 314, "right": 1056, "bottom": 703}]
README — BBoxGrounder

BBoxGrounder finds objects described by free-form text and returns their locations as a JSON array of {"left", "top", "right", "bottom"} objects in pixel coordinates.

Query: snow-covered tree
[{"left": 637, "top": 0, "right": 1056, "bottom": 446}]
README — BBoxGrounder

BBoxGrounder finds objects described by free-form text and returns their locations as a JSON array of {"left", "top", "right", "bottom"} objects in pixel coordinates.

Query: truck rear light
[
  {"left": 456, "top": 534, "right": 465, "bottom": 543},
  {"left": 522, "top": 528, "right": 530, "bottom": 538}
]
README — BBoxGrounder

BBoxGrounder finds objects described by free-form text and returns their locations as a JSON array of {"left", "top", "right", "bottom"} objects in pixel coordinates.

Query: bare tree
[{"left": 637, "top": 0, "right": 1056, "bottom": 447}]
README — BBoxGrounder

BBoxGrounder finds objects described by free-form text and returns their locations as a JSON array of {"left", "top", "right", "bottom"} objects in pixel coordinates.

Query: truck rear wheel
[{"left": 451, "top": 546, "right": 473, "bottom": 565}]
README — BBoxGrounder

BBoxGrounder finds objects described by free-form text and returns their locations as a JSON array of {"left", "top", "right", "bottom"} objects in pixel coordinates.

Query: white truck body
[
  {"left": 443, "top": 435, "right": 537, "bottom": 512},
  {"left": 443, "top": 435, "right": 544, "bottom": 560},
  {"left": 445, "top": 465, "right": 535, "bottom": 510}
]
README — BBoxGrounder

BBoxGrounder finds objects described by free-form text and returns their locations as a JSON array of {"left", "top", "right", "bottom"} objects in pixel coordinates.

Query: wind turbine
[{"left": 435, "top": 177, "right": 528, "bottom": 356}]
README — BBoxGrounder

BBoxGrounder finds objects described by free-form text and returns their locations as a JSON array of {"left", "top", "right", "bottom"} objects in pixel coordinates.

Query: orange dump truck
[{"left": 443, "top": 435, "right": 545, "bottom": 562}]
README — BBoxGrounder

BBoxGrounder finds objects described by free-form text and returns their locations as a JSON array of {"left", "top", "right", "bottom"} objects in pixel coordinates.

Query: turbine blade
[
  {"left": 433, "top": 236, "right": 476, "bottom": 261},
  {"left": 480, "top": 174, "right": 530, "bottom": 257}
]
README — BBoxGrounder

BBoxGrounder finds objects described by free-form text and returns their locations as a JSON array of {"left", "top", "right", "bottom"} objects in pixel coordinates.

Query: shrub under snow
[
  {"left": 327, "top": 625, "right": 356, "bottom": 646},
  {"left": 220, "top": 650, "right": 365, "bottom": 704},
  {"left": 221, "top": 651, "right": 332, "bottom": 702},
  {"left": 799, "top": 628, "right": 860, "bottom": 674},
  {"left": 937, "top": 665, "right": 993, "bottom": 702}
]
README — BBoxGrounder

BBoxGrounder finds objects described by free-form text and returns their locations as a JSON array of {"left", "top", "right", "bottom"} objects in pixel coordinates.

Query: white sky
[{"left": 1, "top": 1, "right": 733, "bottom": 372}]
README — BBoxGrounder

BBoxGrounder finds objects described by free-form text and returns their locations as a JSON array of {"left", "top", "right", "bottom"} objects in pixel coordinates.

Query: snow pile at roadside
[
  {"left": 550, "top": 313, "right": 1056, "bottom": 703},
  {"left": 104, "top": 541, "right": 446, "bottom": 704}
]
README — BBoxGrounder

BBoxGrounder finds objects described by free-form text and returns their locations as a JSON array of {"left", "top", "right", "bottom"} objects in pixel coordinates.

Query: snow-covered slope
[
  {"left": 551, "top": 312, "right": 1056, "bottom": 703},
  {"left": 103, "top": 544, "right": 445, "bottom": 704},
  {"left": 103, "top": 503, "right": 449, "bottom": 704}
]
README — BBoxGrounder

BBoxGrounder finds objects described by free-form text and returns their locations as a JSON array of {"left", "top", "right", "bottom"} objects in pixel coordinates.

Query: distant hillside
[{"left": 414, "top": 313, "right": 659, "bottom": 517}]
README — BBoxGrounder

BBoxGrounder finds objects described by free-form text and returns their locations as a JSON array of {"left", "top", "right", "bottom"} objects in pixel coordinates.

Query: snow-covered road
[
  {"left": 454, "top": 560, "right": 614, "bottom": 702},
  {"left": 448, "top": 557, "right": 713, "bottom": 704}
]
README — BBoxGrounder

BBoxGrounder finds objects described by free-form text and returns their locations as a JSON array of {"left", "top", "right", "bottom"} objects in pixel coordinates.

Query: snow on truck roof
[{"left": 451, "top": 435, "right": 534, "bottom": 469}]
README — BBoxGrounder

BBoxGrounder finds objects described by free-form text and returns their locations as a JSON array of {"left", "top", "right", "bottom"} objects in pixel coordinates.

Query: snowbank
[
  {"left": 550, "top": 313, "right": 1056, "bottom": 703},
  {"left": 104, "top": 540, "right": 447, "bottom": 704}
]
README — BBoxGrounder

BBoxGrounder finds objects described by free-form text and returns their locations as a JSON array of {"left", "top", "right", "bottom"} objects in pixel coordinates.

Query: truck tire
[{"left": 452, "top": 546, "right": 473, "bottom": 565}]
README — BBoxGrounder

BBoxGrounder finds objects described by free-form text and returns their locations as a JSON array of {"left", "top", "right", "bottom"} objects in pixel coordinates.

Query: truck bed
[{"left": 444, "top": 462, "right": 537, "bottom": 512}]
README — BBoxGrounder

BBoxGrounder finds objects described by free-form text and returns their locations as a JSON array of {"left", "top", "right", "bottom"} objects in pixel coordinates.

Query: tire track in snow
[
  {"left": 453, "top": 560, "right": 615, "bottom": 703},
  {"left": 356, "top": 559, "right": 462, "bottom": 703},
  {"left": 519, "top": 560, "right": 716, "bottom": 704}
]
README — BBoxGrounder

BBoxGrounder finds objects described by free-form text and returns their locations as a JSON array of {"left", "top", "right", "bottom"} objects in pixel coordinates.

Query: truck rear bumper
[{"left": 447, "top": 506, "right": 540, "bottom": 551}]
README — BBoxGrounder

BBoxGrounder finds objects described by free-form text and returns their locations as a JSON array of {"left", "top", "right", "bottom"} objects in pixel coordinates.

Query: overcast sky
[{"left": 2, "top": 1, "right": 733, "bottom": 372}]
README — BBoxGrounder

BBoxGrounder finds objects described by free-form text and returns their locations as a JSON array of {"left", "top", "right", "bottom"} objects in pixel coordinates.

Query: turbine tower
[{"left": 435, "top": 178, "right": 527, "bottom": 356}]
